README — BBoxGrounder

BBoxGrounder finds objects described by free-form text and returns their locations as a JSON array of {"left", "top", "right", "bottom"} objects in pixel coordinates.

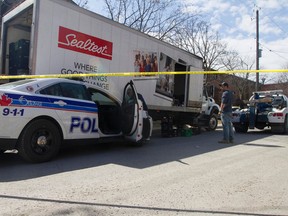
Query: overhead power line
[{"left": 259, "top": 42, "right": 288, "bottom": 62}]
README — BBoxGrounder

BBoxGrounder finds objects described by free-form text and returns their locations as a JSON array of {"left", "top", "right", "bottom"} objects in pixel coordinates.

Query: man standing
[{"left": 218, "top": 82, "right": 234, "bottom": 144}]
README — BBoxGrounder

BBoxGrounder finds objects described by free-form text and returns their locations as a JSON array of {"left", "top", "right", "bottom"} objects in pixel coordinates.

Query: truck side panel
[
  {"left": 34, "top": 0, "right": 203, "bottom": 105},
  {"left": 1, "top": 0, "right": 204, "bottom": 114}
]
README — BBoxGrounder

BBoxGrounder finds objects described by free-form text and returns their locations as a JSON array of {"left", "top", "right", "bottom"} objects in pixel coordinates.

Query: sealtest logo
[{"left": 58, "top": 26, "right": 113, "bottom": 60}]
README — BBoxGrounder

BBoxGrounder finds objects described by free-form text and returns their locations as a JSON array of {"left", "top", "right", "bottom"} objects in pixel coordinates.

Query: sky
[{"left": 85, "top": 0, "right": 288, "bottom": 76}]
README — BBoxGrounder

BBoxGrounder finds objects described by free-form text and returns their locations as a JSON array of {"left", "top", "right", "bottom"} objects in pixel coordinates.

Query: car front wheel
[{"left": 18, "top": 119, "right": 62, "bottom": 163}]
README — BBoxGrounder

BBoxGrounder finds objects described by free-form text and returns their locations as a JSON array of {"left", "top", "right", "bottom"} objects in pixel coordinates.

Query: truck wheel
[
  {"left": 18, "top": 119, "right": 62, "bottom": 163},
  {"left": 207, "top": 114, "right": 218, "bottom": 131},
  {"left": 234, "top": 124, "right": 248, "bottom": 133}
]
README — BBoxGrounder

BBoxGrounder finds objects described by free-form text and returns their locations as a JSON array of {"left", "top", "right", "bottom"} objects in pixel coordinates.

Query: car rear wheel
[
  {"left": 18, "top": 119, "right": 62, "bottom": 163},
  {"left": 234, "top": 124, "right": 248, "bottom": 133},
  {"left": 284, "top": 115, "right": 288, "bottom": 134}
]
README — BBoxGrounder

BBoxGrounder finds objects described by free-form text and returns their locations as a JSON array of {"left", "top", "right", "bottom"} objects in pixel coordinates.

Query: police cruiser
[{"left": 0, "top": 78, "right": 152, "bottom": 162}]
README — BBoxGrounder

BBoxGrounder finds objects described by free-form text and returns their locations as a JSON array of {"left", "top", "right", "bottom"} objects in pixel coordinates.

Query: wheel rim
[
  {"left": 209, "top": 116, "right": 217, "bottom": 129},
  {"left": 31, "top": 129, "right": 53, "bottom": 155}
]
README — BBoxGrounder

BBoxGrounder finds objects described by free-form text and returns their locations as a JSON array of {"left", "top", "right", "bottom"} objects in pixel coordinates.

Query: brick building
[{"left": 259, "top": 83, "right": 288, "bottom": 96}]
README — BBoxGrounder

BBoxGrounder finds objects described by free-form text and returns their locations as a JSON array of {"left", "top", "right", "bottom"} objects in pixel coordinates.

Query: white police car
[{"left": 0, "top": 78, "right": 152, "bottom": 162}]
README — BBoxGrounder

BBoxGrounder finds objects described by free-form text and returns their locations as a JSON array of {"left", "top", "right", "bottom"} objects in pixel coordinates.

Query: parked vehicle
[
  {"left": 0, "top": 78, "right": 152, "bottom": 162},
  {"left": 232, "top": 90, "right": 288, "bottom": 133},
  {"left": 0, "top": 0, "right": 219, "bottom": 136}
]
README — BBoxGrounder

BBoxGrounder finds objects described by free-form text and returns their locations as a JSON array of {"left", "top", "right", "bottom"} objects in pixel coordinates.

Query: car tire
[
  {"left": 207, "top": 114, "right": 218, "bottom": 131},
  {"left": 234, "top": 124, "right": 248, "bottom": 133},
  {"left": 18, "top": 119, "right": 62, "bottom": 163},
  {"left": 284, "top": 115, "right": 288, "bottom": 134}
]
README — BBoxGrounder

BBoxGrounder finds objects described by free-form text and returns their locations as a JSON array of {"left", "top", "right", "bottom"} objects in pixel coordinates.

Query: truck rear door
[{"left": 187, "top": 67, "right": 203, "bottom": 109}]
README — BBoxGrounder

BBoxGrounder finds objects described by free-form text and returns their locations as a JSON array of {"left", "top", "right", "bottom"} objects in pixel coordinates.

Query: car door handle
[{"left": 54, "top": 100, "right": 67, "bottom": 106}]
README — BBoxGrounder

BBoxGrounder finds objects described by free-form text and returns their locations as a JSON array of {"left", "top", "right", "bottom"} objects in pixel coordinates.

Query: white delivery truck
[{"left": 0, "top": 0, "right": 219, "bottom": 136}]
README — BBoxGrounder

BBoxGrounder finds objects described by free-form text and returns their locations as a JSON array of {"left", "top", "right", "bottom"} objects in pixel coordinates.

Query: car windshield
[{"left": 0, "top": 79, "right": 35, "bottom": 89}]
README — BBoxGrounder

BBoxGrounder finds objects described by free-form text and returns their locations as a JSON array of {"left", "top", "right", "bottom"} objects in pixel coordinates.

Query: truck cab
[{"left": 200, "top": 95, "right": 220, "bottom": 131}]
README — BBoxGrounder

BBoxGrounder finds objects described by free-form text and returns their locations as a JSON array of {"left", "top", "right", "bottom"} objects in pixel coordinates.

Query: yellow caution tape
[{"left": 1, "top": 69, "right": 288, "bottom": 80}]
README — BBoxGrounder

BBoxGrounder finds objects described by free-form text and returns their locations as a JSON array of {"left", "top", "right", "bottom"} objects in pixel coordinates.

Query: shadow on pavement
[{"left": 0, "top": 126, "right": 284, "bottom": 182}]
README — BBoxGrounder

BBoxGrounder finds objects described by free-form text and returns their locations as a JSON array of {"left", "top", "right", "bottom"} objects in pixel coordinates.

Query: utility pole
[{"left": 255, "top": 9, "right": 259, "bottom": 91}]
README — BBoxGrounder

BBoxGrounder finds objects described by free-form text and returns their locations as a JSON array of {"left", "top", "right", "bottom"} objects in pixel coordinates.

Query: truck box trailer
[{"left": 0, "top": 0, "right": 219, "bottom": 135}]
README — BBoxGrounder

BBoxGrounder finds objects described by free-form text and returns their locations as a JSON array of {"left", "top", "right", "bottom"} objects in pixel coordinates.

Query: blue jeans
[{"left": 221, "top": 112, "right": 234, "bottom": 141}]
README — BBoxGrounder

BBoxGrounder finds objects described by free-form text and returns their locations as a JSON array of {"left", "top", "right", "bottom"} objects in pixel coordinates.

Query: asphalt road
[{"left": 1, "top": 126, "right": 288, "bottom": 216}]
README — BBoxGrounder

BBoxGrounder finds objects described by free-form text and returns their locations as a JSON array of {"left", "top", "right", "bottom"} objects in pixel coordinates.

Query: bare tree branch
[
  {"left": 277, "top": 63, "right": 288, "bottom": 83},
  {"left": 173, "top": 21, "right": 227, "bottom": 71},
  {"left": 102, "top": 0, "right": 197, "bottom": 41}
]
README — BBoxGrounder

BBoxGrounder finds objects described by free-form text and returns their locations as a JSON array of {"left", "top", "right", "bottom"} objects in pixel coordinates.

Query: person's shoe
[
  {"left": 218, "top": 140, "right": 229, "bottom": 144},
  {"left": 229, "top": 140, "right": 234, "bottom": 144}
]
